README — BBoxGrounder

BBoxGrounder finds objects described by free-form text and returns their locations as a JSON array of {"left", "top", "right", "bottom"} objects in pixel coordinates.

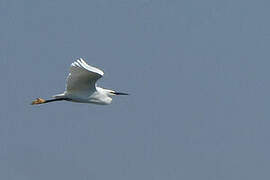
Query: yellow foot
[{"left": 31, "top": 98, "right": 46, "bottom": 105}]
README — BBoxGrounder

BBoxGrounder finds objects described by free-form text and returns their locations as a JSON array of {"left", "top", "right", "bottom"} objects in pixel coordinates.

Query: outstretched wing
[{"left": 65, "top": 58, "right": 104, "bottom": 95}]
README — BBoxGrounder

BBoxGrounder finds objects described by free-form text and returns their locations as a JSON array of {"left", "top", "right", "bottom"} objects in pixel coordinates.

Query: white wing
[{"left": 65, "top": 58, "right": 104, "bottom": 95}]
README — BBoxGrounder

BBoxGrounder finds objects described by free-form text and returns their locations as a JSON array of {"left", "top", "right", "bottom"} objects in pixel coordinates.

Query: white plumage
[{"left": 31, "top": 58, "right": 128, "bottom": 105}]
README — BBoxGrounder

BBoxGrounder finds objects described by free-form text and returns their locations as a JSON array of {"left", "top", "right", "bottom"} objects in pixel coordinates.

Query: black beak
[{"left": 113, "top": 92, "right": 129, "bottom": 95}]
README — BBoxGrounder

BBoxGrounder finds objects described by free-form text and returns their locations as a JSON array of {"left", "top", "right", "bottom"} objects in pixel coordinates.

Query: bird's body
[
  {"left": 57, "top": 87, "right": 113, "bottom": 105},
  {"left": 31, "top": 58, "right": 128, "bottom": 105}
]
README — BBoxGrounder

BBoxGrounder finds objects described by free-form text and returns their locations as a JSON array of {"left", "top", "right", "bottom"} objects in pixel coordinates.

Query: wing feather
[{"left": 65, "top": 58, "right": 104, "bottom": 95}]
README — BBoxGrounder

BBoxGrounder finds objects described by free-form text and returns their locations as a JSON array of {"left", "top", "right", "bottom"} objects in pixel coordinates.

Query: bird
[{"left": 31, "top": 58, "right": 128, "bottom": 105}]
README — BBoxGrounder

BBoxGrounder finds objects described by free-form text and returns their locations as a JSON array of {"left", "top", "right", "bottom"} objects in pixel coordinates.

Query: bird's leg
[
  {"left": 31, "top": 97, "right": 68, "bottom": 105},
  {"left": 31, "top": 98, "right": 46, "bottom": 105}
]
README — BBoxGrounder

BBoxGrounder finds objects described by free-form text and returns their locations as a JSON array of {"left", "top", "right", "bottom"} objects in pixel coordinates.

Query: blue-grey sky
[{"left": 1, "top": 0, "right": 270, "bottom": 179}]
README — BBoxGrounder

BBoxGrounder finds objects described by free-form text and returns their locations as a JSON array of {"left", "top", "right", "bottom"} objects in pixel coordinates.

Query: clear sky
[{"left": 1, "top": 0, "right": 270, "bottom": 179}]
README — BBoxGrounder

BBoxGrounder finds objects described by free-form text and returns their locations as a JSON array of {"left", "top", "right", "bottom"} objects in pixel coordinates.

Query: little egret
[{"left": 31, "top": 58, "right": 128, "bottom": 105}]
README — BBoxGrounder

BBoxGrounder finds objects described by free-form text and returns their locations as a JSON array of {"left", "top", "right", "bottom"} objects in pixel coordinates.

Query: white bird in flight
[{"left": 31, "top": 58, "right": 128, "bottom": 105}]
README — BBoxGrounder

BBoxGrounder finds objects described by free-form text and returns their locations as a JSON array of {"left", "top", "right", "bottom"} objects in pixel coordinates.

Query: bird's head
[{"left": 98, "top": 87, "right": 129, "bottom": 97}]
